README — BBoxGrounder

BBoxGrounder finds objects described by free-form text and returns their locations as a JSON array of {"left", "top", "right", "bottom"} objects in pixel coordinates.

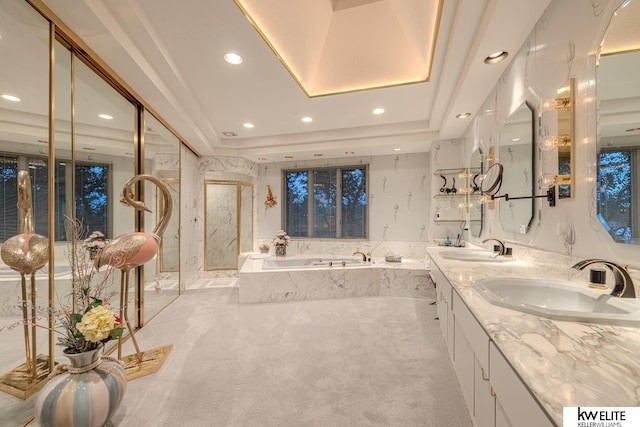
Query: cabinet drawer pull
[
  {"left": 481, "top": 367, "right": 489, "bottom": 382},
  {"left": 490, "top": 386, "right": 496, "bottom": 398}
]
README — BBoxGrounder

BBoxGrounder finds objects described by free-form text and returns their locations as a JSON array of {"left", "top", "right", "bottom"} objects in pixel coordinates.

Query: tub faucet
[
  {"left": 482, "top": 238, "right": 505, "bottom": 256},
  {"left": 572, "top": 259, "right": 636, "bottom": 298},
  {"left": 352, "top": 251, "right": 367, "bottom": 261}
]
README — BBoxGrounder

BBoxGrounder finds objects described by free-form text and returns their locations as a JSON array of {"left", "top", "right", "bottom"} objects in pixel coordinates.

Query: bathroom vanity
[{"left": 428, "top": 246, "right": 640, "bottom": 427}]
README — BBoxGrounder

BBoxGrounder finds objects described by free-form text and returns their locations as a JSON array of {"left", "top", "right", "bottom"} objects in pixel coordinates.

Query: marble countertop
[{"left": 426, "top": 246, "right": 640, "bottom": 425}]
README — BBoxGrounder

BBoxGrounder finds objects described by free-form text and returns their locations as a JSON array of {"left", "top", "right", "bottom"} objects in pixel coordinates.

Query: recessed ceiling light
[
  {"left": 313, "top": 153, "right": 323, "bottom": 157},
  {"left": 345, "top": 151, "right": 354, "bottom": 155},
  {"left": 243, "top": 123, "right": 254, "bottom": 128},
  {"left": 224, "top": 53, "right": 243, "bottom": 64},
  {"left": 1, "top": 94, "right": 21, "bottom": 102},
  {"left": 394, "top": 148, "right": 402, "bottom": 152},
  {"left": 285, "top": 156, "right": 294, "bottom": 159},
  {"left": 484, "top": 51, "right": 509, "bottom": 64},
  {"left": 222, "top": 131, "right": 237, "bottom": 137},
  {"left": 456, "top": 113, "right": 471, "bottom": 119},
  {"left": 258, "top": 157, "right": 267, "bottom": 160},
  {"left": 302, "top": 116, "right": 313, "bottom": 123},
  {"left": 83, "top": 147, "right": 96, "bottom": 151},
  {"left": 512, "top": 137, "right": 522, "bottom": 142},
  {"left": 37, "top": 139, "right": 48, "bottom": 144},
  {"left": 373, "top": 108, "right": 385, "bottom": 115},
  {"left": 98, "top": 114, "right": 113, "bottom": 120}
]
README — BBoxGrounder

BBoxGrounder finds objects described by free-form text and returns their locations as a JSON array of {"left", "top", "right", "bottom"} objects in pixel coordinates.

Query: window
[
  {"left": 0, "top": 153, "right": 110, "bottom": 242},
  {"left": 284, "top": 166, "right": 367, "bottom": 239},
  {"left": 75, "top": 163, "right": 109, "bottom": 237},
  {"left": 597, "top": 150, "right": 634, "bottom": 243}
]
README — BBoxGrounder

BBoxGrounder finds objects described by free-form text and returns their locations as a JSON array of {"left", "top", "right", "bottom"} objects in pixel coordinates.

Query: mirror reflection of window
[
  {"left": 596, "top": 0, "right": 640, "bottom": 244},
  {"left": 598, "top": 150, "right": 633, "bottom": 243}
]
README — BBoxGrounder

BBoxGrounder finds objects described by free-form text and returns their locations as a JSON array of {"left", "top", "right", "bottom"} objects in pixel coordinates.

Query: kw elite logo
[{"left": 564, "top": 407, "right": 640, "bottom": 427}]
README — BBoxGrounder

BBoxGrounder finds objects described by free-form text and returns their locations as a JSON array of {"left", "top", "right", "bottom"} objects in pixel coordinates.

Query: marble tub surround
[
  {"left": 238, "top": 256, "right": 434, "bottom": 303},
  {"left": 427, "top": 246, "right": 640, "bottom": 425}
]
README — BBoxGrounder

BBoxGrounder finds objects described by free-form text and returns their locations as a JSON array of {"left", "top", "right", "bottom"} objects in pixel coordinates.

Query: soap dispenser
[{"left": 444, "top": 236, "right": 451, "bottom": 246}]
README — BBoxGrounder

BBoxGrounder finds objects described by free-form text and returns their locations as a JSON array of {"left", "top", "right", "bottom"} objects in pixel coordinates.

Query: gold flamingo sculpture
[
  {"left": 0, "top": 171, "right": 48, "bottom": 381},
  {"left": 95, "top": 174, "right": 173, "bottom": 375}
]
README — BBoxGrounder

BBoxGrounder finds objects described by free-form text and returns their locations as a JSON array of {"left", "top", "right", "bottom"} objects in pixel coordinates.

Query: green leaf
[
  {"left": 109, "top": 328, "right": 124, "bottom": 339},
  {"left": 70, "top": 313, "right": 83, "bottom": 325}
]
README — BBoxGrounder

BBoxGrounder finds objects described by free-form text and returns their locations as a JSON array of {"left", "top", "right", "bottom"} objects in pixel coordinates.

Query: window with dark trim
[{"left": 284, "top": 166, "right": 367, "bottom": 239}]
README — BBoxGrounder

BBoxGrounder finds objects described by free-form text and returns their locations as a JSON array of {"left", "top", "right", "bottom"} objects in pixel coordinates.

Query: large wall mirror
[
  {"left": 469, "top": 147, "right": 483, "bottom": 237},
  {"left": 141, "top": 112, "right": 180, "bottom": 323},
  {"left": 596, "top": 0, "right": 640, "bottom": 244},
  {"left": 498, "top": 102, "right": 534, "bottom": 233},
  {"left": 0, "top": 0, "right": 52, "bottom": 403},
  {"left": 0, "top": 2, "right": 182, "bottom": 421}
]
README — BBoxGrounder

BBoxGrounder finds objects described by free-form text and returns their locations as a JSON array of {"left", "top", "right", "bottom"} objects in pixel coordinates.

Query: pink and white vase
[{"left": 34, "top": 345, "right": 127, "bottom": 427}]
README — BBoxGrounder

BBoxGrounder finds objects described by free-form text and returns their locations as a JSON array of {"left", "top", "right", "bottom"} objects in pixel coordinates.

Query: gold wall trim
[{"left": 47, "top": 20, "right": 56, "bottom": 371}]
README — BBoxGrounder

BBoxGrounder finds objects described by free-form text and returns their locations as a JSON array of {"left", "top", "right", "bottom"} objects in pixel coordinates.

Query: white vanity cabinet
[
  {"left": 453, "top": 290, "right": 495, "bottom": 427},
  {"left": 430, "top": 255, "right": 556, "bottom": 427},
  {"left": 430, "top": 262, "right": 454, "bottom": 357},
  {"left": 489, "top": 342, "right": 554, "bottom": 427}
]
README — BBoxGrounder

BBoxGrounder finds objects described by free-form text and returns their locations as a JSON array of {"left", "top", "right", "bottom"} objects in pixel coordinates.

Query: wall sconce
[
  {"left": 539, "top": 79, "right": 574, "bottom": 199},
  {"left": 265, "top": 185, "right": 277, "bottom": 207}
]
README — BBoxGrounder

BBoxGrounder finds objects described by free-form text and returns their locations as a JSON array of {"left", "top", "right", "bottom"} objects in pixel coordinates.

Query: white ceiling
[{"left": 38, "top": 0, "right": 552, "bottom": 162}]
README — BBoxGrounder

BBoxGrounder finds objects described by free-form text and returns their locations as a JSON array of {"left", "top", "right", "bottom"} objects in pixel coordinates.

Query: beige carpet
[{"left": 111, "top": 287, "right": 472, "bottom": 427}]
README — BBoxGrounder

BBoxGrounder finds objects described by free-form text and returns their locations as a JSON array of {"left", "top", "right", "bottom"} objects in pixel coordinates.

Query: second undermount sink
[
  {"left": 473, "top": 277, "right": 640, "bottom": 327},
  {"left": 440, "top": 250, "right": 516, "bottom": 263}
]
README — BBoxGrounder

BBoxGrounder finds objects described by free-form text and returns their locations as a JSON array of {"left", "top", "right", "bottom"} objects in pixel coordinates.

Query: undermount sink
[
  {"left": 440, "top": 250, "right": 516, "bottom": 263},
  {"left": 473, "top": 277, "right": 640, "bottom": 327}
]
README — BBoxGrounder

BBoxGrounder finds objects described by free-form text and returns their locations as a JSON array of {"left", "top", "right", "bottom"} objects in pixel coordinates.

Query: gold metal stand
[
  {"left": 0, "top": 273, "right": 50, "bottom": 399},
  {"left": 0, "top": 354, "right": 51, "bottom": 400},
  {"left": 118, "top": 269, "right": 172, "bottom": 380},
  {"left": 120, "top": 344, "right": 173, "bottom": 381}
]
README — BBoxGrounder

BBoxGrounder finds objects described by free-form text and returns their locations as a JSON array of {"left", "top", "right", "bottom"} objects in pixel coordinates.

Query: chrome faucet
[
  {"left": 482, "top": 238, "right": 506, "bottom": 256},
  {"left": 572, "top": 259, "right": 636, "bottom": 298},
  {"left": 352, "top": 251, "right": 367, "bottom": 261}
]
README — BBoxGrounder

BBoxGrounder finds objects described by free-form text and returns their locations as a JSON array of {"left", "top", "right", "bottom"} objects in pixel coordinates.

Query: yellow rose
[{"left": 76, "top": 305, "right": 117, "bottom": 343}]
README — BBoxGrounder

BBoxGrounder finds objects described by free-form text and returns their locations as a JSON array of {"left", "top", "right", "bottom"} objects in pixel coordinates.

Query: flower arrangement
[
  {"left": 272, "top": 230, "right": 291, "bottom": 247},
  {"left": 56, "top": 221, "right": 123, "bottom": 354}
]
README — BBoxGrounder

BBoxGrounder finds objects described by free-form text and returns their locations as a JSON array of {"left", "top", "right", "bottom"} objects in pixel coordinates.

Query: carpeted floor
[{"left": 111, "top": 285, "right": 473, "bottom": 427}]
